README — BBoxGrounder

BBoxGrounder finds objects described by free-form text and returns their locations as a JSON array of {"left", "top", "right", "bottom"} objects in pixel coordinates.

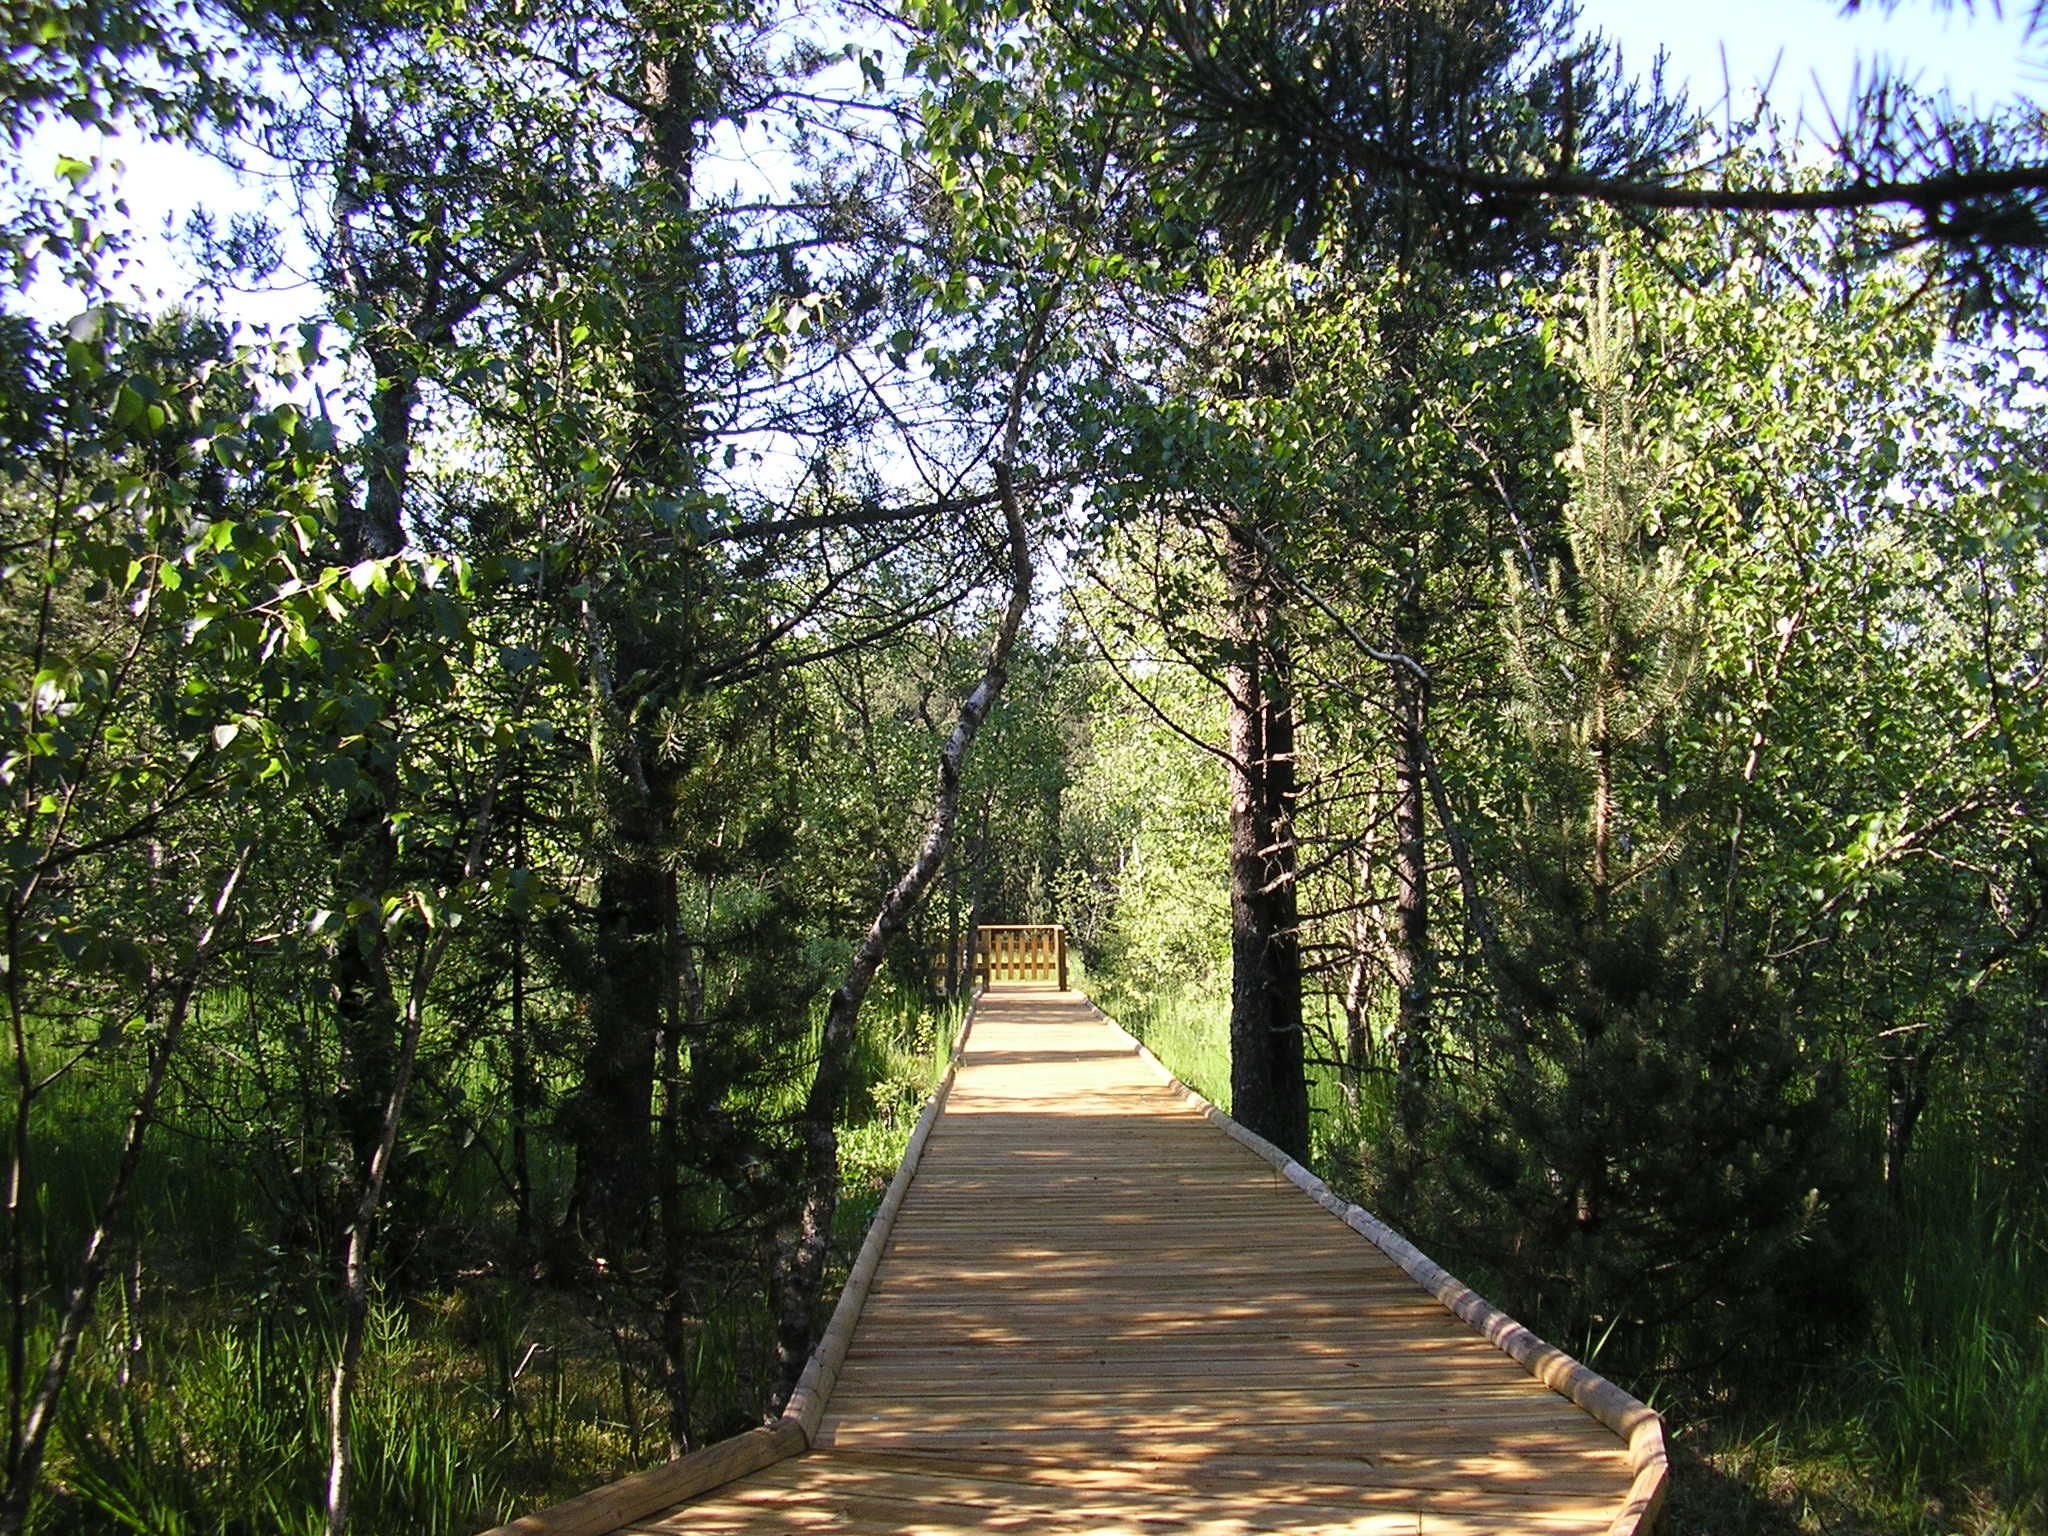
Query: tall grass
[
  {"left": 839, "top": 989, "right": 966, "bottom": 1208},
  {"left": 1841, "top": 1136, "right": 2048, "bottom": 1528},
  {"left": 52, "top": 1291, "right": 635, "bottom": 1535},
  {"left": 26, "top": 986, "right": 969, "bottom": 1535},
  {"left": 1084, "top": 974, "right": 1384, "bottom": 1184}
]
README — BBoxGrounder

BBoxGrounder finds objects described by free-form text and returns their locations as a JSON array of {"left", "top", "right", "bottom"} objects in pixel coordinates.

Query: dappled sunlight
[{"left": 643, "top": 989, "right": 1638, "bottom": 1535}]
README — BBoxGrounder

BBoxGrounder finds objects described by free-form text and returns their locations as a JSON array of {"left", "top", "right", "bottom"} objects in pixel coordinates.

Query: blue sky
[
  {"left": 1574, "top": 0, "right": 2042, "bottom": 123},
  {"left": 24, "top": 1, "right": 2045, "bottom": 327}
]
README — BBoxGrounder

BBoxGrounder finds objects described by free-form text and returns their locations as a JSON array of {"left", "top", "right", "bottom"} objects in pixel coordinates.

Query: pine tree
[{"left": 1400, "top": 252, "right": 1865, "bottom": 1390}]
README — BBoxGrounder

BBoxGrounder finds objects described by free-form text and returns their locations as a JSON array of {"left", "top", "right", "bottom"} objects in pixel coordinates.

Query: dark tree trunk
[
  {"left": 327, "top": 343, "right": 414, "bottom": 1229},
  {"left": 658, "top": 882, "right": 698, "bottom": 1459},
  {"left": 1223, "top": 523, "right": 1309, "bottom": 1161},
  {"left": 2019, "top": 968, "right": 2048, "bottom": 1180},
  {"left": 1883, "top": 1051, "right": 1928, "bottom": 1207},
  {"left": 509, "top": 777, "right": 533, "bottom": 1242},
  {"left": 1339, "top": 874, "right": 1376, "bottom": 1111},
  {"left": 946, "top": 854, "right": 963, "bottom": 1002},
  {"left": 563, "top": 20, "right": 702, "bottom": 1264},
  {"left": 572, "top": 835, "right": 667, "bottom": 1252},
  {"left": 1389, "top": 577, "right": 1433, "bottom": 1179}
]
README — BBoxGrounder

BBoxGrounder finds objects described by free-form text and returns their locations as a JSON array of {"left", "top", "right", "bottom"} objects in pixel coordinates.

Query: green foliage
[
  {"left": 49, "top": 1289, "right": 640, "bottom": 1536},
  {"left": 1088, "top": 978, "right": 1231, "bottom": 1111},
  {"left": 1420, "top": 907, "right": 1865, "bottom": 1386},
  {"left": 1845, "top": 1138, "right": 2048, "bottom": 1523},
  {"left": 1054, "top": 663, "right": 1228, "bottom": 996},
  {"left": 3, "top": 0, "right": 2046, "bottom": 1524},
  {"left": 1387, "top": 236, "right": 1875, "bottom": 1393}
]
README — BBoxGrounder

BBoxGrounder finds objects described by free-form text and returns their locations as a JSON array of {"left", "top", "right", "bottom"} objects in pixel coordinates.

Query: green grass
[
  {"left": 19, "top": 985, "right": 970, "bottom": 1536},
  {"left": 50, "top": 1287, "right": 638, "bottom": 1536},
  {"left": 1083, "top": 974, "right": 1381, "bottom": 1180},
  {"left": 1625, "top": 1131, "right": 2048, "bottom": 1536},
  {"left": 1085, "top": 967, "right": 2047, "bottom": 1535},
  {"left": 1840, "top": 1140, "right": 2048, "bottom": 1530},
  {"left": 840, "top": 987, "right": 964, "bottom": 1193}
]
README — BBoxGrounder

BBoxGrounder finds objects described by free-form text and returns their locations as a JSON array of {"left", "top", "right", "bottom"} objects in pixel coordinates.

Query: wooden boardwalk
[{"left": 510, "top": 986, "right": 1662, "bottom": 1536}]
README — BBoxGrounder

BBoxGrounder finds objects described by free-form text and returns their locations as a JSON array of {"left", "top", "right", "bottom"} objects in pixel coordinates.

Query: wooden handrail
[{"left": 968, "top": 923, "right": 1065, "bottom": 988}]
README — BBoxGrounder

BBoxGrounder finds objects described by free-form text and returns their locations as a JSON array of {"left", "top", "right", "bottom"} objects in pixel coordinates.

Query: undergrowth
[
  {"left": 36, "top": 989, "right": 965, "bottom": 1536},
  {"left": 1665, "top": 1134, "right": 2047, "bottom": 1535},
  {"left": 1087, "top": 966, "right": 2045, "bottom": 1536},
  {"left": 1085, "top": 974, "right": 1231, "bottom": 1109}
]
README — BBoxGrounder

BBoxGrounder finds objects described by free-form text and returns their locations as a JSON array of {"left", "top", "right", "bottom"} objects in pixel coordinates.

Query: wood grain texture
[
  {"left": 1078, "top": 997, "right": 1669, "bottom": 1536},
  {"left": 783, "top": 987, "right": 983, "bottom": 1441},
  {"left": 474, "top": 1420, "right": 808, "bottom": 1536},
  {"left": 570, "top": 986, "right": 1659, "bottom": 1535}
]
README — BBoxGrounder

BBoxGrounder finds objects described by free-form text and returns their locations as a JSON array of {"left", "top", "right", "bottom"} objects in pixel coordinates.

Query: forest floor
[{"left": 1669, "top": 1417, "right": 2046, "bottom": 1536}]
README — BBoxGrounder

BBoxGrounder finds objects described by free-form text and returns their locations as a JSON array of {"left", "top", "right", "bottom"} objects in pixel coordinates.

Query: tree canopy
[{"left": 2, "top": 0, "right": 2046, "bottom": 1529}]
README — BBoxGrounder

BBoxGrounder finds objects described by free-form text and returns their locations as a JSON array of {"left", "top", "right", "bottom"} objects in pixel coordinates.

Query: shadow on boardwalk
[{"left": 523, "top": 986, "right": 1660, "bottom": 1536}]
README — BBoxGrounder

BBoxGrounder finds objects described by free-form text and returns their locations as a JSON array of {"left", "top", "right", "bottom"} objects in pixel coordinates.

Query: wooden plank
[
  {"left": 475, "top": 1419, "right": 806, "bottom": 1536},
  {"left": 814, "top": 1422, "right": 1628, "bottom": 1462},
  {"left": 781, "top": 1459, "right": 1620, "bottom": 1529},
  {"left": 1083, "top": 994, "right": 1668, "bottom": 1536},
  {"left": 497, "top": 986, "right": 1659, "bottom": 1536},
  {"left": 821, "top": 1379, "right": 1581, "bottom": 1411},
  {"left": 781, "top": 988, "right": 986, "bottom": 1441}
]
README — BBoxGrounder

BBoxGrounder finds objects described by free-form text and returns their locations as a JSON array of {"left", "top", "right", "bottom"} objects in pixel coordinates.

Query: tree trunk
[
  {"left": 0, "top": 852, "right": 248, "bottom": 1535},
  {"left": 509, "top": 780, "right": 533, "bottom": 1243},
  {"left": 1389, "top": 577, "right": 1433, "bottom": 1181},
  {"left": 2018, "top": 963, "right": 2048, "bottom": 1179},
  {"left": 1339, "top": 865, "right": 1376, "bottom": 1112},
  {"left": 326, "top": 787, "right": 503, "bottom": 1536},
  {"left": 1882, "top": 1051, "right": 1928, "bottom": 1207},
  {"left": 561, "top": 19, "right": 702, "bottom": 1264},
  {"left": 659, "top": 882, "right": 699, "bottom": 1460},
  {"left": 770, "top": 331, "right": 1045, "bottom": 1403},
  {"left": 1590, "top": 690, "right": 1613, "bottom": 930},
  {"left": 1223, "top": 522, "right": 1309, "bottom": 1161},
  {"left": 571, "top": 824, "right": 666, "bottom": 1254},
  {"left": 326, "top": 343, "right": 415, "bottom": 1228}
]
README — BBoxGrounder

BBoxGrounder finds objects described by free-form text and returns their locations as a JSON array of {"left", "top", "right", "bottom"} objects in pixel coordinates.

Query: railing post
[{"left": 972, "top": 924, "right": 1067, "bottom": 986}]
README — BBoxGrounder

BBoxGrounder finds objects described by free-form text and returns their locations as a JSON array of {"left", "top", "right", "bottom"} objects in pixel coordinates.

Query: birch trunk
[{"left": 769, "top": 328, "right": 1045, "bottom": 1405}]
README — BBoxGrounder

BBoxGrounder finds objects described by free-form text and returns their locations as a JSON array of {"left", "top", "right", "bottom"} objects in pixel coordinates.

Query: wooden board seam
[{"left": 783, "top": 985, "right": 986, "bottom": 1441}]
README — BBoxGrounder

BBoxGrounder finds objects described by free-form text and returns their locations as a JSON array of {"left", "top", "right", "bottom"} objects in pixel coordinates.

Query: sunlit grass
[{"left": 53, "top": 1288, "right": 637, "bottom": 1535}]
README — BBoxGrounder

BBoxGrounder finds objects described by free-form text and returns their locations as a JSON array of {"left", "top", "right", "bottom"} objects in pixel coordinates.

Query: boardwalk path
[{"left": 625, "top": 986, "right": 1658, "bottom": 1534}]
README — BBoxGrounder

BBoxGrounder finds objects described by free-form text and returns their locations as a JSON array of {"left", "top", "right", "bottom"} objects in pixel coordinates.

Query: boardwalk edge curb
[
  {"left": 469, "top": 1419, "right": 806, "bottom": 1536},
  {"left": 473, "top": 990, "right": 985, "bottom": 1536},
  {"left": 1083, "top": 994, "right": 1669, "bottom": 1536},
  {"left": 784, "top": 987, "right": 983, "bottom": 1441}
]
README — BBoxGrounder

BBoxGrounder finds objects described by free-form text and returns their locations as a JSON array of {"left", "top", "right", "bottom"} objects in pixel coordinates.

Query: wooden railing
[{"left": 973, "top": 924, "right": 1066, "bottom": 989}]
